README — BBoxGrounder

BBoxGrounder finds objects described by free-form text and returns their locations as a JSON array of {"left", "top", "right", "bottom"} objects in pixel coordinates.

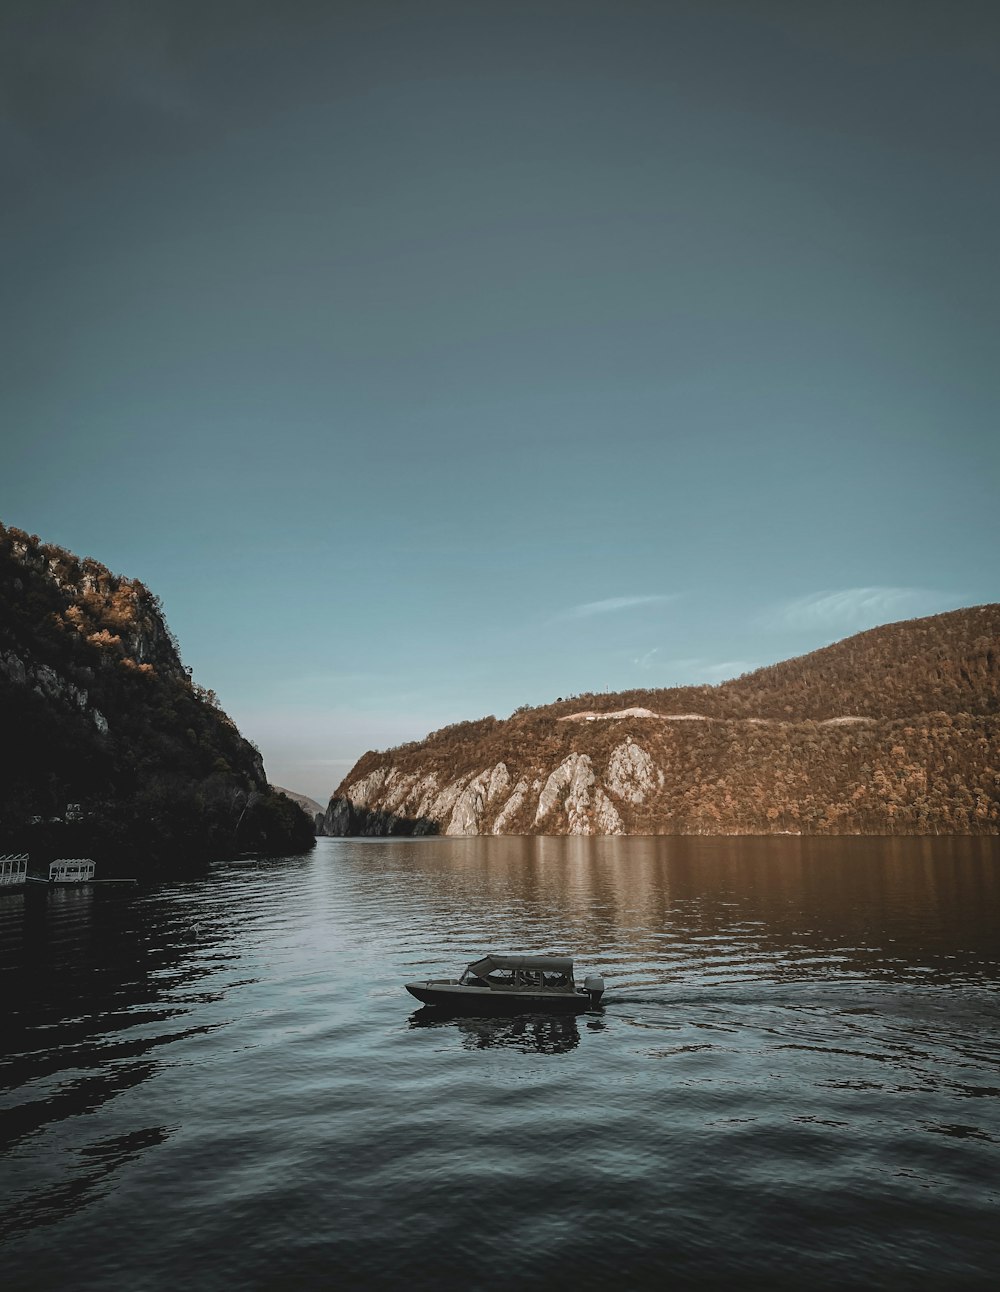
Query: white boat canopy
[{"left": 467, "top": 954, "right": 574, "bottom": 976}]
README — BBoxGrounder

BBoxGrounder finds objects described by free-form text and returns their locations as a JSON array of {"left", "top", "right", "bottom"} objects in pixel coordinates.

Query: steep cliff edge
[
  {"left": 323, "top": 605, "right": 999, "bottom": 837},
  {"left": 0, "top": 523, "right": 315, "bottom": 870}
]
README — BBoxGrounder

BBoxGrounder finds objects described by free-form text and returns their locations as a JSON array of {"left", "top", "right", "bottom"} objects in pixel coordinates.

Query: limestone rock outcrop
[{"left": 321, "top": 744, "right": 647, "bottom": 837}]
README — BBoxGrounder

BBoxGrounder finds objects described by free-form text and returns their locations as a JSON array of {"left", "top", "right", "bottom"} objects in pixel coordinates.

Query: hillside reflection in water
[
  {"left": 1, "top": 836, "right": 998, "bottom": 1291},
  {"left": 386, "top": 833, "right": 1000, "bottom": 989}
]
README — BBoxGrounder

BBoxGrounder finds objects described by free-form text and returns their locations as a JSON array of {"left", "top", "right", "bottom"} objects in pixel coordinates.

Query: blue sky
[{"left": 3, "top": 1, "right": 998, "bottom": 801}]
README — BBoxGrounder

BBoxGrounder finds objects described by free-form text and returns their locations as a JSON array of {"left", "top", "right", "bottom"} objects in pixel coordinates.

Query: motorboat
[{"left": 405, "top": 953, "right": 605, "bottom": 1012}]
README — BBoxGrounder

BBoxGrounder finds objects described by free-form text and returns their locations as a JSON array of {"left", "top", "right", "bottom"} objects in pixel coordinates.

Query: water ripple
[{"left": 1, "top": 836, "right": 998, "bottom": 1289}]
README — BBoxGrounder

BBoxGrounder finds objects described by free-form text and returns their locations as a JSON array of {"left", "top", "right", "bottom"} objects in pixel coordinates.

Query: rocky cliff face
[
  {"left": 0, "top": 523, "right": 314, "bottom": 869},
  {"left": 322, "top": 606, "right": 1000, "bottom": 838},
  {"left": 323, "top": 743, "right": 655, "bottom": 837}
]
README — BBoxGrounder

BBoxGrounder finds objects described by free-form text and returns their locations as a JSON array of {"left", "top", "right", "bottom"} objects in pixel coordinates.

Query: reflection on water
[
  {"left": 370, "top": 834, "right": 1000, "bottom": 998},
  {"left": 0, "top": 871, "right": 256, "bottom": 1243},
  {"left": 409, "top": 1007, "right": 582, "bottom": 1054},
  {"left": 1, "top": 837, "right": 998, "bottom": 1291},
  {"left": 4, "top": 1124, "right": 171, "bottom": 1243}
]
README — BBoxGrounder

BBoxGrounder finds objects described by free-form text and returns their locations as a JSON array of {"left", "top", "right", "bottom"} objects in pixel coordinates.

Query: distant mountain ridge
[
  {"left": 271, "top": 786, "right": 323, "bottom": 829},
  {"left": 0, "top": 523, "right": 315, "bottom": 870},
  {"left": 322, "top": 606, "right": 999, "bottom": 837}
]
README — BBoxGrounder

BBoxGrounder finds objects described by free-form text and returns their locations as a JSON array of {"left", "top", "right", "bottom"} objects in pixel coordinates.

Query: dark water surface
[{"left": 2, "top": 836, "right": 998, "bottom": 1290}]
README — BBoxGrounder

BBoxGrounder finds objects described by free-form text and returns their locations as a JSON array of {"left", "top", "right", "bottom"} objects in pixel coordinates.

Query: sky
[{"left": 2, "top": 0, "right": 998, "bottom": 803}]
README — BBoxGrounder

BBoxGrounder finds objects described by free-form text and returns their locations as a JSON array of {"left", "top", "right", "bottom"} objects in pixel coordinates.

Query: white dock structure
[
  {"left": 0, "top": 854, "right": 29, "bottom": 886},
  {"left": 48, "top": 858, "right": 96, "bottom": 883}
]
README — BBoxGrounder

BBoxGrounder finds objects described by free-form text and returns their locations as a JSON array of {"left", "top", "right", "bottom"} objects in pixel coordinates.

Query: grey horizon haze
[{"left": 2, "top": 1, "right": 998, "bottom": 802}]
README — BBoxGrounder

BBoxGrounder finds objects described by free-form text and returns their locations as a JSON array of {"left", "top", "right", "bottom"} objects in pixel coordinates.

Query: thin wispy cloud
[
  {"left": 557, "top": 594, "right": 677, "bottom": 621},
  {"left": 766, "top": 587, "right": 962, "bottom": 633},
  {"left": 632, "top": 647, "right": 660, "bottom": 669}
]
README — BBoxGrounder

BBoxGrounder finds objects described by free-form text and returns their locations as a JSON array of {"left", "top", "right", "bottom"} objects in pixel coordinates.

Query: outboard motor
[{"left": 584, "top": 974, "right": 605, "bottom": 1007}]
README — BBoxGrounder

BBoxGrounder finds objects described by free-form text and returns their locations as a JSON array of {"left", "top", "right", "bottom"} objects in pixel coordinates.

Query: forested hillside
[
  {"left": 0, "top": 523, "right": 315, "bottom": 871},
  {"left": 324, "top": 605, "right": 999, "bottom": 837},
  {"left": 541, "top": 606, "right": 998, "bottom": 723}
]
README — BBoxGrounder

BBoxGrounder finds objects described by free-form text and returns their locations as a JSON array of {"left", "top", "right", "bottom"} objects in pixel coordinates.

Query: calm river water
[{"left": 1, "top": 836, "right": 999, "bottom": 1291}]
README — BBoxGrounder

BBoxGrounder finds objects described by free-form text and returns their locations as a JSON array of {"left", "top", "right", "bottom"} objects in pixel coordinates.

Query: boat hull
[{"left": 405, "top": 981, "right": 596, "bottom": 1013}]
